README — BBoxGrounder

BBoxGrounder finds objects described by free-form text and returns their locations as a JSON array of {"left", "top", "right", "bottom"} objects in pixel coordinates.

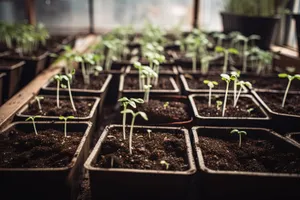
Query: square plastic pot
[
  {"left": 0, "top": 72, "right": 6, "bottom": 105},
  {"left": 192, "top": 126, "right": 300, "bottom": 199},
  {"left": 84, "top": 124, "right": 196, "bottom": 200},
  {"left": 0, "top": 121, "right": 92, "bottom": 200}
]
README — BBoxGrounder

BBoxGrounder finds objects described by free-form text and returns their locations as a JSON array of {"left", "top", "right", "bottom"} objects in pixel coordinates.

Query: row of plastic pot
[{"left": 1, "top": 122, "right": 299, "bottom": 200}]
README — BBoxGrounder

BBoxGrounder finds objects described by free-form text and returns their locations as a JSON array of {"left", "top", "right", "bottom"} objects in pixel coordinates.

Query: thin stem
[
  {"left": 242, "top": 41, "right": 248, "bottom": 73},
  {"left": 282, "top": 79, "right": 292, "bottom": 108},
  {"left": 122, "top": 104, "right": 127, "bottom": 140},
  {"left": 208, "top": 87, "right": 212, "bottom": 107},
  {"left": 139, "top": 70, "right": 142, "bottom": 90},
  {"left": 129, "top": 115, "right": 136, "bottom": 155},
  {"left": 192, "top": 54, "right": 197, "bottom": 72},
  {"left": 239, "top": 134, "right": 241, "bottom": 148},
  {"left": 233, "top": 79, "right": 237, "bottom": 106},
  {"left": 32, "top": 119, "right": 38, "bottom": 135},
  {"left": 37, "top": 99, "right": 42, "bottom": 113},
  {"left": 64, "top": 119, "right": 67, "bottom": 137},
  {"left": 67, "top": 80, "right": 77, "bottom": 112},
  {"left": 223, "top": 51, "right": 228, "bottom": 73},
  {"left": 234, "top": 86, "right": 243, "bottom": 107},
  {"left": 81, "top": 62, "right": 90, "bottom": 85},
  {"left": 222, "top": 82, "right": 229, "bottom": 117},
  {"left": 57, "top": 80, "right": 60, "bottom": 108}
]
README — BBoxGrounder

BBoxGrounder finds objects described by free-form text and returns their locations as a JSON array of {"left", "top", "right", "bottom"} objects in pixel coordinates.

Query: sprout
[
  {"left": 120, "top": 109, "right": 148, "bottom": 154},
  {"left": 247, "top": 108, "right": 254, "bottom": 114},
  {"left": 61, "top": 69, "right": 76, "bottom": 112},
  {"left": 134, "top": 62, "right": 144, "bottom": 90},
  {"left": 160, "top": 160, "right": 170, "bottom": 170},
  {"left": 215, "top": 46, "right": 239, "bottom": 73},
  {"left": 234, "top": 81, "right": 252, "bottom": 107},
  {"left": 278, "top": 73, "right": 300, "bottom": 107},
  {"left": 34, "top": 95, "right": 44, "bottom": 113},
  {"left": 212, "top": 32, "right": 227, "bottom": 46},
  {"left": 216, "top": 100, "right": 223, "bottom": 110},
  {"left": 230, "top": 71, "right": 240, "bottom": 106},
  {"left": 25, "top": 116, "right": 41, "bottom": 135},
  {"left": 200, "top": 55, "right": 214, "bottom": 75},
  {"left": 58, "top": 116, "right": 75, "bottom": 137},
  {"left": 54, "top": 74, "right": 63, "bottom": 108},
  {"left": 147, "top": 129, "right": 152, "bottom": 139},
  {"left": 163, "top": 102, "right": 169, "bottom": 109},
  {"left": 220, "top": 74, "right": 232, "bottom": 117},
  {"left": 118, "top": 97, "right": 144, "bottom": 140},
  {"left": 141, "top": 66, "right": 158, "bottom": 103},
  {"left": 52, "top": 45, "right": 77, "bottom": 74},
  {"left": 203, "top": 80, "right": 218, "bottom": 107},
  {"left": 230, "top": 129, "right": 247, "bottom": 148}
]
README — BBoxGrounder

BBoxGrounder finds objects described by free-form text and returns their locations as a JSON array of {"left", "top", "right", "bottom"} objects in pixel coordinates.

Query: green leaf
[
  {"left": 221, "top": 74, "right": 230, "bottom": 81},
  {"left": 59, "top": 116, "right": 65, "bottom": 120},
  {"left": 121, "top": 109, "right": 134, "bottom": 115},
  {"left": 212, "top": 81, "right": 218, "bottom": 85},
  {"left": 131, "top": 98, "right": 144, "bottom": 104},
  {"left": 128, "top": 101, "right": 136, "bottom": 108},
  {"left": 228, "top": 48, "right": 239, "bottom": 55},
  {"left": 67, "top": 116, "right": 75, "bottom": 119},
  {"left": 203, "top": 80, "right": 210, "bottom": 84},
  {"left": 230, "top": 129, "right": 239, "bottom": 134},
  {"left": 239, "top": 131, "right": 247, "bottom": 135},
  {"left": 118, "top": 97, "right": 129, "bottom": 102},
  {"left": 138, "top": 112, "right": 148, "bottom": 121},
  {"left": 25, "top": 117, "right": 33, "bottom": 121},
  {"left": 278, "top": 73, "right": 288, "bottom": 78},
  {"left": 215, "top": 46, "right": 224, "bottom": 53}
]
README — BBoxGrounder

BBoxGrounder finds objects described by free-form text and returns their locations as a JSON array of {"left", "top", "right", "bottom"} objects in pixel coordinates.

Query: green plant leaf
[
  {"left": 138, "top": 112, "right": 148, "bottom": 121},
  {"left": 215, "top": 46, "right": 224, "bottom": 52},
  {"left": 131, "top": 98, "right": 144, "bottom": 104},
  {"left": 59, "top": 116, "right": 65, "bottom": 120},
  {"left": 230, "top": 129, "right": 239, "bottom": 134},
  {"left": 128, "top": 101, "right": 136, "bottom": 108},
  {"left": 278, "top": 73, "right": 288, "bottom": 78},
  {"left": 67, "top": 116, "right": 75, "bottom": 119},
  {"left": 121, "top": 109, "right": 134, "bottom": 115},
  {"left": 228, "top": 48, "right": 239, "bottom": 55}
]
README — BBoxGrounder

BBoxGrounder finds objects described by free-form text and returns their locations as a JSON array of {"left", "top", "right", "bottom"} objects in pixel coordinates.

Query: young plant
[
  {"left": 163, "top": 102, "right": 169, "bottom": 109},
  {"left": 120, "top": 109, "right": 148, "bottom": 154},
  {"left": 203, "top": 80, "right": 218, "bottom": 107},
  {"left": 25, "top": 116, "right": 41, "bottom": 135},
  {"left": 59, "top": 116, "right": 75, "bottom": 137},
  {"left": 230, "top": 71, "right": 240, "bottom": 106},
  {"left": 118, "top": 97, "right": 144, "bottom": 140},
  {"left": 278, "top": 73, "right": 300, "bottom": 107},
  {"left": 61, "top": 69, "right": 76, "bottom": 112},
  {"left": 215, "top": 46, "right": 239, "bottom": 73},
  {"left": 141, "top": 66, "right": 158, "bottom": 103},
  {"left": 160, "top": 160, "right": 170, "bottom": 170},
  {"left": 230, "top": 129, "right": 247, "bottom": 148},
  {"left": 220, "top": 74, "right": 232, "bottom": 117},
  {"left": 134, "top": 62, "right": 144, "bottom": 90},
  {"left": 34, "top": 95, "right": 44, "bottom": 113},
  {"left": 51, "top": 45, "right": 77, "bottom": 74},
  {"left": 234, "top": 81, "right": 252, "bottom": 107},
  {"left": 54, "top": 74, "right": 63, "bottom": 108},
  {"left": 200, "top": 55, "right": 214, "bottom": 75},
  {"left": 216, "top": 100, "right": 223, "bottom": 110},
  {"left": 147, "top": 129, "right": 152, "bottom": 139},
  {"left": 212, "top": 32, "right": 227, "bottom": 46}
]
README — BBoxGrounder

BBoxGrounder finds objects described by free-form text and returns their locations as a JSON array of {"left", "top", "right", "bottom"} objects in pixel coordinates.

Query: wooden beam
[
  {"left": 89, "top": 0, "right": 95, "bottom": 33},
  {"left": 192, "top": 0, "right": 200, "bottom": 28},
  {"left": 25, "top": 0, "right": 36, "bottom": 25}
]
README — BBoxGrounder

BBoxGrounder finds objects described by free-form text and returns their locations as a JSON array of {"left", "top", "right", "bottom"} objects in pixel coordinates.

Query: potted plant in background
[{"left": 221, "top": 0, "right": 289, "bottom": 49}]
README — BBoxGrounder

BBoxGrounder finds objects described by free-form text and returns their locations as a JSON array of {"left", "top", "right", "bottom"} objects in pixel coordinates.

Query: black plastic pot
[
  {"left": 293, "top": 14, "right": 300, "bottom": 57},
  {"left": 221, "top": 12, "right": 280, "bottom": 50},
  {"left": 0, "top": 60, "right": 25, "bottom": 102},
  {"left": 0, "top": 72, "right": 6, "bottom": 105},
  {"left": 192, "top": 126, "right": 300, "bottom": 199},
  {"left": 119, "top": 74, "right": 180, "bottom": 99},
  {"left": 0, "top": 121, "right": 92, "bottom": 200},
  {"left": 252, "top": 90, "right": 300, "bottom": 134},
  {"left": 1, "top": 51, "right": 49, "bottom": 87},
  {"left": 189, "top": 94, "right": 270, "bottom": 127},
  {"left": 84, "top": 124, "right": 196, "bottom": 200},
  {"left": 180, "top": 74, "right": 248, "bottom": 95},
  {"left": 286, "top": 132, "right": 300, "bottom": 147}
]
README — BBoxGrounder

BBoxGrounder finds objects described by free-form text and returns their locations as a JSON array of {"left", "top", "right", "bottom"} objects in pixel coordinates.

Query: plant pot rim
[
  {"left": 119, "top": 74, "right": 180, "bottom": 93},
  {"left": 221, "top": 12, "right": 281, "bottom": 20},
  {"left": 192, "top": 126, "right": 300, "bottom": 178},
  {"left": 252, "top": 90, "right": 300, "bottom": 118},
  {"left": 189, "top": 93, "right": 270, "bottom": 120},
  {"left": 0, "top": 60, "right": 25, "bottom": 71},
  {"left": 84, "top": 124, "right": 196, "bottom": 175},
  {"left": 16, "top": 95, "right": 100, "bottom": 121},
  {"left": 0, "top": 121, "right": 92, "bottom": 171},
  {"left": 42, "top": 73, "right": 112, "bottom": 94},
  {"left": 180, "top": 74, "right": 248, "bottom": 94},
  {"left": 286, "top": 132, "right": 300, "bottom": 147},
  {"left": 0, "top": 72, "right": 6, "bottom": 78},
  {"left": 4, "top": 51, "right": 49, "bottom": 61}
]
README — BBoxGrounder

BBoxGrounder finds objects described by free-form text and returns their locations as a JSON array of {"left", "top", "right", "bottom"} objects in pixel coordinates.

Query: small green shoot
[
  {"left": 220, "top": 74, "right": 231, "bottom": 117},
  {"left": 25, "top": 116, "right": 41, "bottom": 135},
  {"left": 54, "top": 74, "right": 63, "bottom": 108},
  {"left": 230, "top": 129, "right": 247, "bottom": 148},
  {"left": 160, "top": 160, "right": 170, "bottom": 170},
  {"left": 203, "top": 80, "right": 218, "bottom": 107},
  {"left": 215, "top": 46, "right": 239, "bottom": 73},
  {"left": 230, "top": 71, "right": 240, "bottom": 106},
  {"left": 234, "top": 81, "right": 252, "bottom": 107},
  {"left": 61, "top": 69, "right": 76, "bottom": 112},
  {"left": 278, "top": 73, "right": 300, "bottom": 107},
  {"left": 163, "top": 102, "right": 169, "bottom": 109},
  {"left": 147, "top": 129, "right": 152, "bottom": 139},
  {"left": 216, "top": 100, "right": 223, "bottom": 110},
  {"left": 34, "top": 95, "right": 44, "bottom": 113},
  {"left": 247, "top": 108, "right": 254, "bottom": 114},
  {"left": 58, "top": 116, "right": 75, "bottom": 137}
]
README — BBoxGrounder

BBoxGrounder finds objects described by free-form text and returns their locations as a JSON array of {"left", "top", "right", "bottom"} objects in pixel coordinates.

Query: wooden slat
[
  {"left": 25, "top": 0, "right": 36, "bottom": 25},
  {"left": 0, "top": 35, "right": 97, "bottom": 129}
]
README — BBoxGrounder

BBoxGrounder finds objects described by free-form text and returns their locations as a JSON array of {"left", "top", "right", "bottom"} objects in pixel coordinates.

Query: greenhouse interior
[{"left": 1, "top": 0, "right": 300, "bottom": 199}]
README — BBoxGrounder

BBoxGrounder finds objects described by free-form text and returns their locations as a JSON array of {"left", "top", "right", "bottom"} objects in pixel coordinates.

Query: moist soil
[
  {"left": 0, "top": 128, "right": 82, "bottom": 168},
  {"left": 129, "top": 65, "right": 175, "bottom": 73},
  {"left": 291, "top": 134, "right": 300, "bottom": 143},
  {"left": 198, "top": 133, "right": 300, "bottom": 173},
  {"left": 124, "top": 75, "right": 174, "bottom": 90},
  {"left": 194, "top": 95, "right": 265, "bottom": 118},
  {"left": 93, "top": 127, "right": 189, "bottom": 171},
  {"left": 244, "top": 76, "right": 300, "bottom": 91},
  {"left": 22, "top": 97, "right": 96, "bottom": 117},
  {"left": 257, "top": 92, "right": 300, "bottom": 115},
  {"left": 234, "top": 65, "right": 289, "bottom": 75},
  {"left": 179, "top": 65, "right": 236, "bottom": 74},
  {"left": 185, "top": 74, "right": 246, "bottom": 91},
  {"left": 48, "top": 74, "right": 108, "bottom": 90}
]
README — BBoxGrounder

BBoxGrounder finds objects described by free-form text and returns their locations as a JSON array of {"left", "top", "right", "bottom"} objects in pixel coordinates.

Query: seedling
[
  {"left": 230, "top": 71, "right": 240, "bottom": 106},
  {"left": 25, "top": 116, "right": 41, "bottom": 135},
  {"left": 215, "top": 46, "right": 239, "bottom": 73},
  {"left": 247, "top": 108, "right": 254, "bottom": 114},
  {"left": 160, "top": 160, "right": 170, "bottom": 170},
  {"left": 278, "top": 73, "right": 300, "bottom": 107},
  {"left": 147, "top": 129, "right": 152, "bottom": 139},
  {"left": 118, "top": 97, "right": 144, "bottom": 140},
  {"left": 141, "top": 66, "right": 158, "bottom": 103},
  {"left": 216, "top": 100, "right": 223, "bottom": 110},
  {"left": 51, "top": 45, "right": 77, "bottom": 74},
  {"left": 134, "top": 62, "right": 144, "bottom": 90},
  {"left": 34, "top": 95, "right": 44, "bottom": 113},
  {"left": 121, "top": 109, "right": 148, "bottom": 154},
  {"left": 61, "top": 69, "right": 76, "bottom": 112},
  {"left": 54, "top": 74, "right": 63, "bottom": 108},
  {"left": 201, "top": 55, "right": 214, "bottom": 75},
  {"left": 163, "top": 102, "right": 169, "bottom": 109},
  {"left": 230, "top": 129, "right": 247, "bottom": 148},
  {"left": 203, "top": 80, "right": 218, "bottom": 107},
  {"left": 59, "top": 116, "right": 75, "bottom": 137},
  {"left": 234, "top": 81, "right": 252, "bottom": 107},
  {"left": 220, "top": 74, "right": 232, "bottom": 117},
  {"left": 212, "top": 32, "right": 227, "bottom": 46}
]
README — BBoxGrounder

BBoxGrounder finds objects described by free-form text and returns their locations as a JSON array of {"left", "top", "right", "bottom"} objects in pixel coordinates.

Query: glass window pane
[
  {"left": 199, "top": 0, "right": 224, "bottom": 31},
  {"left": 0, "top": 0, "right": 26, "bottom": 23}
]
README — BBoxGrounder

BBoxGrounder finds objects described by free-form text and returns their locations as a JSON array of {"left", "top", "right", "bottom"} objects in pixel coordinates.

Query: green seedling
[
  {"left": 118, "top": 97, "right": 144, "bottom": 140},
  {"left": 216, "top": 100, "right": 223, "bottom": 110},
  {"left": 220, "top": 74, "right": 232, "bottom": 117},
  {"left": 247, "top": 108, "right": 254, "bottom": 114},
  {"left": 54, "top": 74, "right": 63, "bottom": 108},
  {"left": 121, "top": 109, "right": 148, "bottom": 154},
  {"left": 147, "top": 129, "right": 152, "bottom": 139},
  {"left": 278, "top": 73, "right": 300, "bottom": 107},
  {"left": 215, "top": 46, "right": 239, "bottom": 73},
  {"left": 51, "top": 45, "right": 77, "bottom": 74},
  {"left": 203, "top": 80, "right": 218, "bottom": 107},
  {"left": 230, "top": 129, "right": 247, "bottom": 148},
  {"left": 61, "top": 69, "right": 76, "bottom": 112},
  {"left": 160, "top": 160, "right": 170, "bottom": 170},
  {"left": 212, "top": 32, "right": 227, "bottom": 46},
  {"left": 134, "top": 62, "right": 144, "bottom": 90},
  {"left": 234, "top": 81, "right": 252, "bottom": 107},
  {"left": 163, "top": 102, "right": 169, "bottom": 109},
  {"left": 142, "top": 66, "right": 158, "bottom": 103},
  {"left": 34, "top": 95, "right": 44, "bottom": 113},
  {"left": 25, "top": 116, "right": 41, "bottom": 135},
  {"left": 59, "top": 116, "right": 75, "bottom": 137},
  {"left": 201, "top": 55, "right": 214, "bottom": 75},
  {"left": 230, "top": 71, "right": 240, "bottom": 106}
]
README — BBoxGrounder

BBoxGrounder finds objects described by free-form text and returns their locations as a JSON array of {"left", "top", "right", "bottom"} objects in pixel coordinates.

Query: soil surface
[
  {"left": 243, "top": 76, "right": 300, "bottom": 91},
  {"left": 124, "top": 75, "right": 175, "bottom": 90},
  {"left": 185, "top": 74, "right": 247, "bottom": 92},
  {"left": 193, "top": 95, "right": 265, "bottom": 118},
  {"left": 291, "top": 134, "right": 300, "bottom": 143},
  {"left": 128, "top": 65, "right": 175, "bottom": 73},
  {"left": 0, "top": 128, "right": 82, "bottom": 168},
  {"left": 179, "top": 65, "right": 232, "bottom": 74},
  {"left": 48, "top": 74, "right": 108, "bottom": 91},
  {"left": 257, "top": 92, "right": 300, "bottom": 115},
  {"left": 198, "top": 131, "right": 300, "bottom": 173},
  {"left": 22, "top": 97, "right": 96, "bottom": 117},
  {"left": 93, "top": 127, "right": 189, "bottom": 171}
]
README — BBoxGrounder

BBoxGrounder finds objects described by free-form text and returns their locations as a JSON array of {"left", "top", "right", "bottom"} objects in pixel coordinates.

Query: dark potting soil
[
  {"left": 93, "top": 127, "right": 189, "bottom": 171},
  {"left": 22, "top": 97, "right": 96, "bottom": 117},
  {"left": 129, "top": 65, "right": 175, "bottom": 73},
  {"left": 48, "top": 74, "right": 108, "bottom": 90},
  {"left": 243, "top": 76, "right": 300, "bottom": 91},
  {"left": 0, "top": 128, "right": 82, "bottom": 168},
  {"left": 194, "top": 95, "right": 265, "bottom": 118},
  {"left": 124, "top": 76, "right": 175, "bottom": 90},
  {"left": 258, "top": 92, "right": 300, "bottom": 115},
  {"left": 291, "top": 134, "right": 300, "bottom": 143},
  {"left": 133, "top": 99, "right": 191, "bottom": 124},
  {"left": 198, "top": 134, "right": 300, "bottom": 173}
]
